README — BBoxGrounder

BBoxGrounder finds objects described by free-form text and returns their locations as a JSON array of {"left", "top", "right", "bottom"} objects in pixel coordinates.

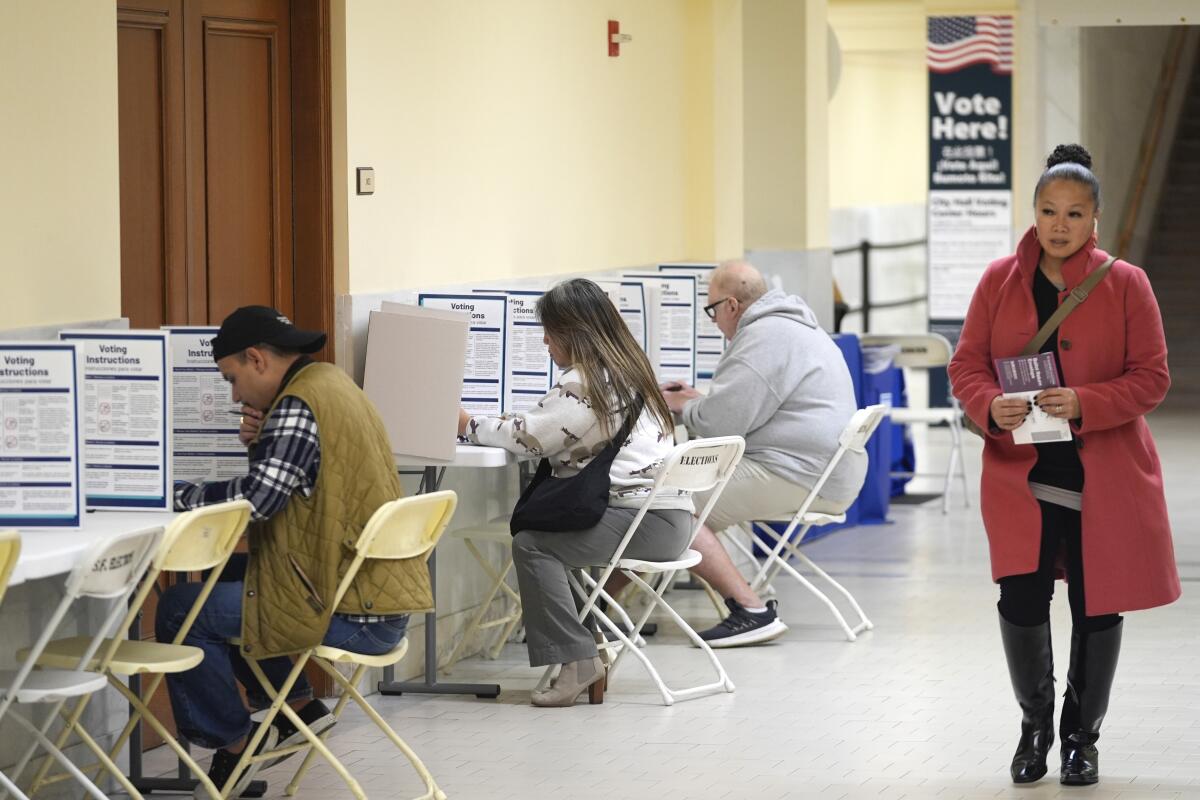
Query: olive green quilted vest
[{"left": 240, "top": 362, "right": 433, "bottom": 659}]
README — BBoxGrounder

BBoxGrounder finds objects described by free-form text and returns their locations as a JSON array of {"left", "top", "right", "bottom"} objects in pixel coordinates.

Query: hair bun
[{"left": 1047, "top": 143, "right": 1092, "bottom": 171}]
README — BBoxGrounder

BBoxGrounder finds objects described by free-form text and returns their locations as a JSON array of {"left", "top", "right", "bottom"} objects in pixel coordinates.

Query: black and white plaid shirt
[
  {"left": 174, "top": 395, "right": 321, "bottom": 521},
  {"left": 174, "top": 361, "right": 398, "bottom": 624}
]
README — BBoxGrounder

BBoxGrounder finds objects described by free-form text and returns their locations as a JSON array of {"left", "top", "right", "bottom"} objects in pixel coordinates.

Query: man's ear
[{"left": 243, "top": 346, "right": 269, "bottom": 373}]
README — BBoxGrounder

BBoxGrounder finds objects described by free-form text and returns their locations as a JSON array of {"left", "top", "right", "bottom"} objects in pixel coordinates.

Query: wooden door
[
  {"left": 117, "top": 0, "right": 186, "bottom": 329},
  {"left": 185, "top": 0, "right": 293, "bottom": 323},
  {"left": 118, "top": 0, "right": 331, "bottom": 331}
]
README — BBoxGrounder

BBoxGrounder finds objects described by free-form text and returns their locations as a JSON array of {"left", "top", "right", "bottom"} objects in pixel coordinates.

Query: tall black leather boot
[
  {"left": 1060, "top": 620, "right": 1123, "bottom": 785},
  {"left": 999, "top": 614, "right": 1055, "bottom": 783}
]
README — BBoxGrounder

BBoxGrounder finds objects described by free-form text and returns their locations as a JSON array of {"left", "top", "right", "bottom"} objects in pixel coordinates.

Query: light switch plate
[{"left": 356, "top": 167, "right": 375, "bottom": 195}]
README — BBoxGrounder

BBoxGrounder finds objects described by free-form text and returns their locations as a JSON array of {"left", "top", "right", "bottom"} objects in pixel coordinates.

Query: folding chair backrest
[
  {"left": 657, "top": 437, "right": 745, "bottom": 494},
  {"left": 0, "top": 530, "right": 20, "bottom": 608},
  {"left": 651, "top": 436, "right": 745, "bottom": 546},
  {"left": 3, "top": 525, "right": 162, "bottom": 717},
  {"left": 328, "top": 490, "right": 458, "bottom": 612},
  {"left": 68, "top": 526, "right": 161, "bottom": 599},
  {"left": 838, "top": 405, "right": 888, "bottom": 453},
  {"left": 860, "top": 333, "right": 952, "bottom": 369},
  {"left": 159, "top": 500, "right": 251, "bottom": 573}
]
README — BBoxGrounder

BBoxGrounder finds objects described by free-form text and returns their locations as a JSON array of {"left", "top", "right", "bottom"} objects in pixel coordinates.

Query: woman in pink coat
[{"left": 949, "top": 144, "right": 1180, "bottom": 787}]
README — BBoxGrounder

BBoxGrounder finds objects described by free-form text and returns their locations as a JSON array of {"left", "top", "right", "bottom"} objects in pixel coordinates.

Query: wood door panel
[
  {"left": 117, "top": 2, "right": 185, "bottom": 328},
  {"left": 202, "top": 22, "right": 292, "bottom": 320},
  {"left": 187, "top": 0, "right": 293, "bottom": 324}
]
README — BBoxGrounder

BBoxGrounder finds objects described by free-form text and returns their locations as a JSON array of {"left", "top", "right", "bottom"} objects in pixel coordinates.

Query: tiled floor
[{"left": 153, "top": 411, "right": 1200, "bottom": 799}]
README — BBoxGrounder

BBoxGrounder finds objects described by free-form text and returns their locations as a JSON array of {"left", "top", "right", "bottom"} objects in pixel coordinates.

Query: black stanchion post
[{"left": 860, "top": 240, "right": 872, "bottom": 333}]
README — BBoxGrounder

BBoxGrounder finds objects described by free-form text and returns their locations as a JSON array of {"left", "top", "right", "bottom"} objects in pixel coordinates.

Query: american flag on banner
[{"left": 927, "top": 16, "right": 1013, "bottom": 75}]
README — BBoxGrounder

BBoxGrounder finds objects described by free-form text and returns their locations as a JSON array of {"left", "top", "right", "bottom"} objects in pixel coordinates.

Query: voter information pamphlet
[{"left": 995, "top": 352, "right": 1072, "bottom": 445}]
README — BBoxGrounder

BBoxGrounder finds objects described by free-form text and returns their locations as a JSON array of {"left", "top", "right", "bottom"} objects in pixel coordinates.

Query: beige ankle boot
[{"left": 531, "top": 656, "right": 605, "bottom": 707}]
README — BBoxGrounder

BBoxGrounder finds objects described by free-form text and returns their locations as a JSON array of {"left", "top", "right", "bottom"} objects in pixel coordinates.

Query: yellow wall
[
  {"left": 340, "top": 0, "right": 739, "bottom": 295},
  {"left": 828, "top": 0, "right": 928, "bottom": 209},
  {"left": 0, "top": 3, "right": 121, "bottom": 329},
  {"left": 743, "top": 0, "right": 831, "bottom": 250}
]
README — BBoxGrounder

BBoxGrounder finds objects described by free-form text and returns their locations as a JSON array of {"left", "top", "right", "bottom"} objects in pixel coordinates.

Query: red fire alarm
[{"left": 608, "top": 20, "right": 631, "bottom": 57}]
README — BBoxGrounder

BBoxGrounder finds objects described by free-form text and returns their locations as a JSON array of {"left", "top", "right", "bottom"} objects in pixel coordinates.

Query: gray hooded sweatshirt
[{"left": 682, "top": 289, "right": 867, "bottom": 503}]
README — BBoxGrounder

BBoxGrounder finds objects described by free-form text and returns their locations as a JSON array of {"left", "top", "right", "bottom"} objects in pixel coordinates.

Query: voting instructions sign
[
  {"left": 420, "top": 293, "right": 508, "bottom": 417},
  {"left": 60, "top": 330, "right": 171, "bottom": 510},
  {"left": 0, "top": 343, "right": 82, "bottom": 528},
  {"left": 163, "top": 327, "right": 247, "bottom": 483}
]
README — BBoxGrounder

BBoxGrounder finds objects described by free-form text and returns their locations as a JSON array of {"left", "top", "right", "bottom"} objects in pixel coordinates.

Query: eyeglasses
[{"left": 703, "top": 297, "right": 731, "bottom": 320}]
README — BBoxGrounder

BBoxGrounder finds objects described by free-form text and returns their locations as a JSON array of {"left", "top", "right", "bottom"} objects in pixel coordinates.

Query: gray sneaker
[{"left": 696, "top": 599, "right": 787, "bottom": 648}]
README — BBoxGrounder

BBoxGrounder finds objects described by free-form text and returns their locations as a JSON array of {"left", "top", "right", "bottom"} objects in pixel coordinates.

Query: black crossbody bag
[{"left": 509, "top": 398, "right": 643, "bottom": 535}]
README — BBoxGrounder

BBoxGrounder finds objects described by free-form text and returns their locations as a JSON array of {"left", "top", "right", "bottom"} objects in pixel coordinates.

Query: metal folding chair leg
[
  {"left": 284, "top": 664, "right": 362, "bottom": 797},
  {"left": 108, "top": 679, "right": 221, "bottom": 800},
  {"left": 0, "top": 768, "right": 30, "bottom": 800},
  {"left": 440, "top": 538, "right": 521, "bottom": 671},
  {"left": 286, "top": 659, "right": 446, "bottom": 800},
  {"left": 750, "top": 522, "right": 872, "bottom": 641},
  {"left": 240, "top": 656, "right": 367, "bottom": 800},
  {"left": 6, "top": 711, "right": 110, "bottom": 800}
]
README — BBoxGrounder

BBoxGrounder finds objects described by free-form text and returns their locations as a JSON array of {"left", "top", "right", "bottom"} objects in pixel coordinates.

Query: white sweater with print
[{"left": 466, "top": 368, "right": 692, "bottom": 512}]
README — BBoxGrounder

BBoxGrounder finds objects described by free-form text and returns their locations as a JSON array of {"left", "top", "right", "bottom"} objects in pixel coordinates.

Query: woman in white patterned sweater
[{"left": 457, "top": 279, "right": 692, "bottom": 707}]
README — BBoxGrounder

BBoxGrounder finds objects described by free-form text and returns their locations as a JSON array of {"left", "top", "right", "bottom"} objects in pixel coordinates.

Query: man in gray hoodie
[{"left": 662, "top": 260, "right": 867, "bottom": 646}]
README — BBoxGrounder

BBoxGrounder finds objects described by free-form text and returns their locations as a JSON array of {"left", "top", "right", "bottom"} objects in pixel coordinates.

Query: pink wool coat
[{"left": 949, "top": 226, "right": 1181, "bottom": 616}]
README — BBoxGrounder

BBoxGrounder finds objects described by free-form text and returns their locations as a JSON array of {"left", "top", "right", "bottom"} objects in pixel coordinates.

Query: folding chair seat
[
  {"left": 16, "top": 501, "right": 251, "bottom": 800},
  {"left": 731, "top": 405, "right": 887, "bottom": 642},
  {"left": 1, "top": 524, "right": 163, "bottom": 800},
  {"left": 860, "top": 333, "right": 970, "bottom": 513},
  {"left": 534, "top": 436, "right": 746, "bottom": 706},
  {"left": 439, "top": 518, "right": 523, "bottom": 672},
  {"left": 228, "top": 490, "right": 457, "bottom": 800}
]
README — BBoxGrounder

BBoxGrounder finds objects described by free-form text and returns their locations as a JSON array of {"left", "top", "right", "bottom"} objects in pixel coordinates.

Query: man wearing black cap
[{"left": 156, "top": 306, "right": 433, "bottom": 797}]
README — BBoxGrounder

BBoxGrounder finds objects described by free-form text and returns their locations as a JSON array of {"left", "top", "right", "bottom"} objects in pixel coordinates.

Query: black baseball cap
[{"left": 211, "top": 306, "right": 327, "bottom": 362}]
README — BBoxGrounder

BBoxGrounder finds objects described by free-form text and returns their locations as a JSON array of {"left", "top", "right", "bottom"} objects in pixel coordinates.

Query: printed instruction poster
[
  {"left": 659, "top": 263, "right": 724, "bottom": 389},
  {"left": 420, "top": 293, "right": 508, "bottom": 416},
  {"left": 625, "top": 273, "right": 697, "bottom": 387},
  {"left": 474, "top": 289, "right": 554, "bottom": 413},
  {"left": 163, "top": 327, "right": 247, "bottom": 483},
  {"left": 60, "top": 330, "right": 171, "bottom": 510},
  {"left": 0, "top": 343, "right": 82, "bottom": 528},
  {"left": 594, "top": 280, "right": 648, "bottom": 353}
]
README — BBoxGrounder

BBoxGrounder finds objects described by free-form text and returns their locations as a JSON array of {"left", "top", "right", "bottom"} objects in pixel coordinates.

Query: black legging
[{"left": 997, "top": 500, "right": 1121, "bottom": 633}]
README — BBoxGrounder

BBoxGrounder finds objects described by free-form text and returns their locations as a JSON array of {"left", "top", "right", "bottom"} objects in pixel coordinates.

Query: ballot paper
[
  {"left": 995, "top": 352, "right": 1072, "bottom": 445},
  {"left": 0, "top": 342, "right": 82, "bottom": 528},
  {"left": 60, "top": 330, "right": 171, "bottom": 510},
  {"left": 419, "top": 293, "right": 508, "bottom": 416},
  {"left": 659, "top": 263, "right": 724, "bottom": 389}
]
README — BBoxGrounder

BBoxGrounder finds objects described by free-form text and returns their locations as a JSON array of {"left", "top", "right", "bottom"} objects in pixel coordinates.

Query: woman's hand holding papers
[
  {"left": 1035, "top": 387, "right": 1080, "bottom": 420},
  {"left": 990, "top": 395, "right": 1031, "bottom": 431}
]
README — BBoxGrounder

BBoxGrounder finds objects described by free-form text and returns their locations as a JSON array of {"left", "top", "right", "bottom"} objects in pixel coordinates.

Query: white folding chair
[
  {"left": 861, "top": 333, "right": 970, "bottom": 514},
  {"left": 19, "top": 501, "right": 251, "bottom": 800},
  {"left": 0, "top": 525, "right": 162, "bottom": 800},
  {"left": 230, "top": 491, "right": 457, "bottom": 800},
  {"left": 439, "top": 518, "right": 523, "bottom": 672},
  {"left": 534, "top": 436, "right": 746, "bottom": 706},
  {"left": 729, "top": 405, "right": 886, "bottom": 643}
]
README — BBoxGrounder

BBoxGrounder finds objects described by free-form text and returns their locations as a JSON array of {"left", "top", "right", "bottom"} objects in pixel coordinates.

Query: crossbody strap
[{"left": 1020, "top": 255, "right": 1116, "bottom": 356}]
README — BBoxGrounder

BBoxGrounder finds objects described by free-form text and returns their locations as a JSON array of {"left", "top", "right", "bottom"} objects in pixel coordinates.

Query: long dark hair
[{"left": 537, "top": 279, "right": 674, "bottom": 438}]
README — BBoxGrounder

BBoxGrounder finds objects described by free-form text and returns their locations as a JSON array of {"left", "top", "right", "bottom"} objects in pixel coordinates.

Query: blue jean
[{"left": 156, "top": 580, "right": 408, "bottom": 749}]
